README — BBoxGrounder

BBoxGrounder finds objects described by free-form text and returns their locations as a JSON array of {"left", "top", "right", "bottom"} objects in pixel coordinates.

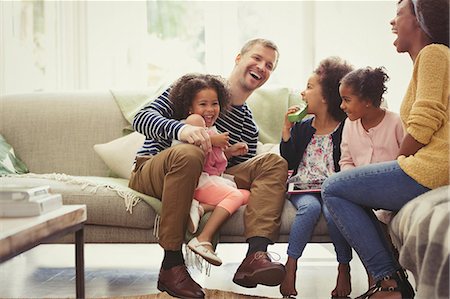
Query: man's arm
[{"left": 133, "top": 88, "right": 211, "bottom": 151}]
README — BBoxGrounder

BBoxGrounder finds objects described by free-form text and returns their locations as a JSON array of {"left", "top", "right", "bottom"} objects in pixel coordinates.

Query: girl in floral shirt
[{"left": 279, "top": 57, "right": 353, "bottom": 298}]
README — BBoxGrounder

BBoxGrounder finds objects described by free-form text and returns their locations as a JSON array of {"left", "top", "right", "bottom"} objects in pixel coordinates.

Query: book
[
  {"left": 0, "top": 185, "right": 51, "bottom": 201},
  {"left": 0, "top": 193, "right": 63, "bottom": 217}
]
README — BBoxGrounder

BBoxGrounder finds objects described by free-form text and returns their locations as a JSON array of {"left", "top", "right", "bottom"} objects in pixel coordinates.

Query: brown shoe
[
  {"left": 233, "top": 251, "right": 286, "bottom": 288},
  {"left": 157, "top": 265, "right": 205, "bottom": 298}
]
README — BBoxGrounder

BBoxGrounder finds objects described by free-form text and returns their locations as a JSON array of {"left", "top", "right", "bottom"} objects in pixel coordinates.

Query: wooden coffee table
[{"left": 0, "top": 205, "right": 87, "bottom": 298}]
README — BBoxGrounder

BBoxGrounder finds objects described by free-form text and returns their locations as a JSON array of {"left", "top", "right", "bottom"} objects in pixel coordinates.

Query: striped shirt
[{"left": 133, "top": 87, "right": 259, "bottom": 167}]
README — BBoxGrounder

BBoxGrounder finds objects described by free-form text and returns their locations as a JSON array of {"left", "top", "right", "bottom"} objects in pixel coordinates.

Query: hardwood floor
[{"left": 0, "top": 243, "right": 414, "bottom": 298}]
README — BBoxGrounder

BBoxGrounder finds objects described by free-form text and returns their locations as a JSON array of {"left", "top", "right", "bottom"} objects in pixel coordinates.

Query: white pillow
[
  {"left": 93, "top": 132, "right": 145, "bottom": 179},
  {"left": 256, "top": 141, "right": 280, "bottom": 155}
]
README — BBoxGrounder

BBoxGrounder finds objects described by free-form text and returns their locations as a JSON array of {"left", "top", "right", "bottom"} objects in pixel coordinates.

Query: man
[{"left": 129, "top": 38, "right": 288, "bottom": 298}]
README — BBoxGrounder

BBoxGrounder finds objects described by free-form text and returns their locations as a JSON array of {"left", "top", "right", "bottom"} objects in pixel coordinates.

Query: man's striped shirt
[{"left": 133, "top": 87, "right": 259, "bottom": 167}]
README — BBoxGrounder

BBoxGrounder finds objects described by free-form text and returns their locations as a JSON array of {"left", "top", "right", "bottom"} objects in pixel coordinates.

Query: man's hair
[{"left": 240, "top": 38, "right": 280, "bottom": 69}]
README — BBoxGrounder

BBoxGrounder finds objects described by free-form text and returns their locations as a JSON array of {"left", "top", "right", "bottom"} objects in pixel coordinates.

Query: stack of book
[{"left": 0, "top": 185, "right": 63, "bottom": 217}]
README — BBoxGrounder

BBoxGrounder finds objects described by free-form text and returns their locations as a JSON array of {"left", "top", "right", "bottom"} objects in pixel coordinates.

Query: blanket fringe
[
  {"left": 184, "top": 245, "right": 212, "bottom": 276},
  {"left": 8, "top": 173, "right": 140, "bottom": 213},
  {"left": 153, "top": 214, "right": 160, "bottom": 240}
]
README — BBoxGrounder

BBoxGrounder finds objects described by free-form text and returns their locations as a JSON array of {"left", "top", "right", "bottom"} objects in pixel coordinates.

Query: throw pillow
[
  {"left": 93, "top": 132, "right": 145, "bottom": 180},
  {"left": 0, "top": 134, "right": 29, "bottom": 175}
]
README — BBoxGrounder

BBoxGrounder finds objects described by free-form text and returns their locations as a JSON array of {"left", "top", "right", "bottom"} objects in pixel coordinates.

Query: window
[{"left": 1, "top": 1, "right": 410, "bottom": 112}]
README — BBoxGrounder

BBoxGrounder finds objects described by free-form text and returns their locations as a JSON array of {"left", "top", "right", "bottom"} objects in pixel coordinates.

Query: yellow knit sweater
[{"left": 398, "top": 44, "right": 449, "bottom": 189}]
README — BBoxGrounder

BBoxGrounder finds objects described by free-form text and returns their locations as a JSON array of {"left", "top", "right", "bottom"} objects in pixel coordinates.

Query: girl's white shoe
[
  {"left": 187, "top": 237, "right": 222, "bottom": 266},
  {"left": 188, "top": 199, "right": 204, "bottom": 234}
]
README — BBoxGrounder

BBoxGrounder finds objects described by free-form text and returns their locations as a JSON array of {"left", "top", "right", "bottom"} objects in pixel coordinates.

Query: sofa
[
  {"left": 1, "top": 89, "right": 448, "bottom": 295},
  {"left": 0, "top": 87, "right": 332, "bottom": 243}
]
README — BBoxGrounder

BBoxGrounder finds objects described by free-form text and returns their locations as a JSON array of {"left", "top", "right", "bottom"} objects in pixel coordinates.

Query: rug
[{"left": 110, "top": 289, "right": 276, "bottom": 298}]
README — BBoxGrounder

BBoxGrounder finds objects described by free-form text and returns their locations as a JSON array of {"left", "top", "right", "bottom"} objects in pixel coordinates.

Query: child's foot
[
  {"left": 279, "top": 257, "right": 298, "bottom": 297},
  {"left": 188, "top": 200, "right": 204, "bottom": 234},
  {"left": 331, "top": 263, "right": 351, "bottom": 298},
  {"left": 187, "top": 237, "right": 222, "bottom": 266}
]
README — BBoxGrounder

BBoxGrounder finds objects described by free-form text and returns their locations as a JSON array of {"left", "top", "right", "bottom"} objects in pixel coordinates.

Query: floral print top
[{"left": 287, "top": 132, "right": 336, "bottom": 190}]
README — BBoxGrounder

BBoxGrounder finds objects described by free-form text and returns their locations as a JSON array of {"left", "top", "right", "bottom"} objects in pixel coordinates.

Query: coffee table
[{"left": 0, "top": 205, "right": 87, "bottom": 298}]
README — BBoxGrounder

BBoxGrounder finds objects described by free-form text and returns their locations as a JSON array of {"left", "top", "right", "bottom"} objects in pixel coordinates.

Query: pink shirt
[
  {"left": 203, "top": 126, "right": 227, "bottom": 176},
  {"left": 340, "top": 110, "right": 405, "bottom": 171}
]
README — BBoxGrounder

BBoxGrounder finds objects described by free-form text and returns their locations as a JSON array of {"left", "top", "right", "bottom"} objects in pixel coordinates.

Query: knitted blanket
[
  {"left": 389, "top": 185, "right": 449, "bottom": 299},
  {"left": 3, "top": 173, "right": 162, "bottom": 214}
]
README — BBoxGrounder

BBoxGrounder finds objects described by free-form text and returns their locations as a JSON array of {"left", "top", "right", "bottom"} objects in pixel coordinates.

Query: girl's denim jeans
[
  {"left": 322, "top": 160, "right": 430, "bottom": 280},
  {"left": 287, "top": 193, "right": 352, "bottom": 263}
]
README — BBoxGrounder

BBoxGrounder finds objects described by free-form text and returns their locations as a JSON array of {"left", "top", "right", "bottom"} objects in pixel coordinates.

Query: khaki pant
[
  {"left": 225, "top": 152, "right": 288, "bottom": 242},
  {"left": 129, "top": 144, "right": 205, "bottom": 250},
  {"left": 129, "top": 144, "right": 288, "bottom": 250}
]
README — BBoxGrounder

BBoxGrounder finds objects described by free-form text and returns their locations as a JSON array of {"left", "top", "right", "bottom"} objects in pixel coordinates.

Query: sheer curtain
[{"left": 1, "top": 1, "right": 410, "bottom": 112}]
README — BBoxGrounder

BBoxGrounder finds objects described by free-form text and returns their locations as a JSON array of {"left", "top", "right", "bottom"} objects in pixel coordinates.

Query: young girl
[
  {"left": 279, "top": 57, "right": 353, "bottom": 298},
  {"left": 339, "top": 66, "right": 405, "bottom": 287},
  {"left": 170, "top": 73, "right": 250, "bottom": 267},
  {"left": 339, "top": 67, "right": 405, "bottom": 222}
]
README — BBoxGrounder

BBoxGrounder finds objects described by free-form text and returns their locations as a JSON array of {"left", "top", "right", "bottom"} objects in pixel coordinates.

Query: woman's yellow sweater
[{"left": 398, "top": 44, "right": 449, "bottom": 189}]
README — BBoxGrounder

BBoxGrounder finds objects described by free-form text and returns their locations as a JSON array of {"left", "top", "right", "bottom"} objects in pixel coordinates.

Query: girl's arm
[
  {"left": 281, "top": 105, "right": 298, "bottom": 142},
  {"left": 339, "top": 119, "right": 355, "bottom": 171},
  {"left": 210, "top": 132, "right": 230, "bottom": 149}
]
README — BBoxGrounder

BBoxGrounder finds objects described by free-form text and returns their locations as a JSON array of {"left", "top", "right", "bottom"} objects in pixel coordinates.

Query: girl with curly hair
[
  {"left": 279, "top": 56, "right": 354, "bottom": 298},
  {"left": 170, "top": 73, "right": 250, "bottom": 268}
]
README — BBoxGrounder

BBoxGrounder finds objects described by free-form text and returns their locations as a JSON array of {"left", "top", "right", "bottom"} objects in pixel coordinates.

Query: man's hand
[
  {"left": 225, "top": 142, "right": 248, "bottom": 158},
  {"left": 179, "top": 124, "right": 212, "bottom": 152},
  {"left": 210, "top": 132, "right": 230, "bottom": 149}
]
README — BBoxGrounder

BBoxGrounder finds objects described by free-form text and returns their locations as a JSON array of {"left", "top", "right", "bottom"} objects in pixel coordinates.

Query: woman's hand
[
  {"left": 210, "top": 132, "right": 230, "bottom": 149},
  {"left": 224, "top": 142, "right": 248, "bottom": 158},
  {"left": 282, "top": 105, "right": 299, "bottom": 142}
]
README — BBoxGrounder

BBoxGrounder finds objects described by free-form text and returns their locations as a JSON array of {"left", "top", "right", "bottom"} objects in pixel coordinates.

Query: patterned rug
[{"left": 112, "top": 289, "right": 275, "bottom": 298}]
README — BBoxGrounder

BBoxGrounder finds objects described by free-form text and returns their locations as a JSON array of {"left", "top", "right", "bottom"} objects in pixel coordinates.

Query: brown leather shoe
[
  {"left": 157, "top": 265, "right": 205, "bottom": 298},
  {"left": 233, "top": 251, "right": 286, "bottom": 288}
]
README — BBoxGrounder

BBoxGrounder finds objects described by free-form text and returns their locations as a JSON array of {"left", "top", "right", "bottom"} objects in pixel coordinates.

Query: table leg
[{"left": 75, "top": 227, "right": 85, "bottom": 299}]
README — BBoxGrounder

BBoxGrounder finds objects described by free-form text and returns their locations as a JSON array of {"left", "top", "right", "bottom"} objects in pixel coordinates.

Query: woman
[{"left": 321, "top": 0, "right": 449, "bottom": 298}]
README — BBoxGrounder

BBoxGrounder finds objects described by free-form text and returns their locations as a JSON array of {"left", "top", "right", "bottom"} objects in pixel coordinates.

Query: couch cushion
[
  {"left": 0, "top": 92, "right": 129, "bottom": 176},
  {"left": 93, "top": 132, "right": 145, "bottom": 179},
  {"left": 0, "top": 176, "right": 156, "bottom": 230}
]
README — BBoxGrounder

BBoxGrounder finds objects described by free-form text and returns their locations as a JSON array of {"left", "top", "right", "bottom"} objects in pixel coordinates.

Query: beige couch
[{"left": 0, "top": 88, "right": 333, "bottom": 244}]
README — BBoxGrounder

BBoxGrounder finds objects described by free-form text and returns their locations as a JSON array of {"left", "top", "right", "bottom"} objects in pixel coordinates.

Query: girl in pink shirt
[
  {"left": 171, "top": 73, "right": 250, "bottom": 268},
  {"left": 339, "top": 66, "right": 405, "bottom": 286}
]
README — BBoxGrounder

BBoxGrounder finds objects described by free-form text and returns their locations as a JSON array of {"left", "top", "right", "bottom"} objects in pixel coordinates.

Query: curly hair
[
  {"left": 170, "top": 73, "right": 231, "bottom": 121},
  {"left": 314, "top": 57, "right": 354, "bottom": 122},
  {"left": 410, "top": 0, "right": 449, "bottom": 47},
  {"left": 340, "top": 67, "right": 390, "bottom": 108}
]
